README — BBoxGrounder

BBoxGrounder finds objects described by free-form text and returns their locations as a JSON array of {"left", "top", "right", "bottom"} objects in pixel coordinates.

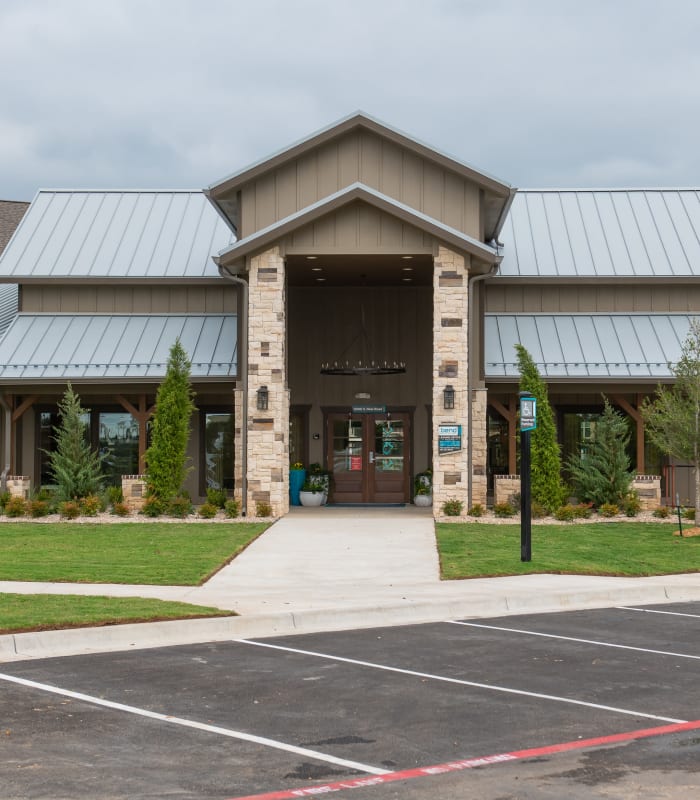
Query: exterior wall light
[
  {"left": 443, "top": 384, "right": 455, "bottom": 410},
  {"left": 256, "top": 385, "right": 269, "bottom": 411}
]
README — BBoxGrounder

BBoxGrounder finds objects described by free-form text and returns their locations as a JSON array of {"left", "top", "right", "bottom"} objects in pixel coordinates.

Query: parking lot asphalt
[{"left": 1, "top": 601, "right": 699, "bottom": 799}]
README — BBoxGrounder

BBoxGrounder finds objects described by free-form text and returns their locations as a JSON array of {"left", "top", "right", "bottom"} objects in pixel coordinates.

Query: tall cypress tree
[
  {"left": 48, "top": 384, "right": 104, "bottom": 501},
  {"left": 515, "top": 344, "right": 566, "bottom": 512},
  {"left": 144, "top": 339, "right": 196, "bottom": 507}
]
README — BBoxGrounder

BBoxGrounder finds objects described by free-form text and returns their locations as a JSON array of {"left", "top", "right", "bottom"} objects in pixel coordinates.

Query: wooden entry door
[{"left": 327, "top": 412, "right": 410, "bottom": 504}]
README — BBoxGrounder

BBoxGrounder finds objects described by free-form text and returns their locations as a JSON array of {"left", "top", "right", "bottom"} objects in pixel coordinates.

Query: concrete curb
[{"left": 3, "top": 580, "right": 700, "bottom": 663}]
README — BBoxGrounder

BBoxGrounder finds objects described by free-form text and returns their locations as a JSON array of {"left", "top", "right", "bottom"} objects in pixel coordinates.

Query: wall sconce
[
  {"left": 256, "top": 385, "right": 269, "bottom": 411},
  {"left": 443, "top": 384, "right": 455, "bottom": 410}
]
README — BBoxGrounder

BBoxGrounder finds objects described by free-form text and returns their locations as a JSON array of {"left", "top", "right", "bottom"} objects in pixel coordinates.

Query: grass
[
  {"left": 0, "top": 593, "right": 232, "bottom": 634},
  {"left": 436, "top": 522, "right": 700, "bottom": 580},
  {"left": 0, "top": 522, "right": 269, "bottom": 585}
]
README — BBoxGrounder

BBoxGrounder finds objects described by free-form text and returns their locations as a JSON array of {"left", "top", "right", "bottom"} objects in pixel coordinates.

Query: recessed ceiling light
[
  {"left": 402, "top": 277, "right": 413, "bottom": 282},
  {"left": 401, "top": 255, "right": 413, "bottom": 260},
  {"left": 306, "top": 255, "right": 318, "bottom": 260},
  {"left": 316, "top": 277, "right": 326, "bottom": 282},
  {"left": 402, "top": 266, "right": 414, "bottom": 272},
  {"left": 311, "top": 266, "right": 323, "bottom": 272}
]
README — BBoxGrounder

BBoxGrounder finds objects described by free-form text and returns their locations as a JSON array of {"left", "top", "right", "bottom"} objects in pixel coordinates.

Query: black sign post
[{"left": 519, "top": 392, "right": 537, "bottom": 562}]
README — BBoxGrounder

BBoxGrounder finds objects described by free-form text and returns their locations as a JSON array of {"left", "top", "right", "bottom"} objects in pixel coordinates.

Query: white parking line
[
  {"left": 0, "top": 671, "right": 389, "bottom": 776},
  {"left": 233, "top": 639, "right": 685, "bottom": 724},
  {"left": 617, "top": 606, "right": 700, "bottom": 619},
  {"left": 448, "top": 620, "right": 700, "bottom": 660}
]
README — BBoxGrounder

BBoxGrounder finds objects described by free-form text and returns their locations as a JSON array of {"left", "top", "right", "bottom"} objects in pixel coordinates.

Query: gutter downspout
[
  {"left": 217, "top": 264, "right": 249, "bottom": 517},
  {"left": 467, "top": 257, "right": 500, "bottom": 509},
  {"left": 0, "top": 394, "right": 11, "bottom": 491}
]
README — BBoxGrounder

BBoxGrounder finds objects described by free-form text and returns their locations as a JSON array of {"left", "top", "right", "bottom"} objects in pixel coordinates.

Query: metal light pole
[{"left": 519, "top": 392, "right": 537, "bottom": 562}]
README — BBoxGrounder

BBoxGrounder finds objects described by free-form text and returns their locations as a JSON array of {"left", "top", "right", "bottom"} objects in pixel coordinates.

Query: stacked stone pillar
[
  {"left": 432, "top": 246, "right": 471, "bottom": 517},
  {"left": 245, "top": 247, "right": 290, "bottom": 517}
]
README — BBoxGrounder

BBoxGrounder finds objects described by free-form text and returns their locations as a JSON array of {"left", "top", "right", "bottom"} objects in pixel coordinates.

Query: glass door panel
[
  {"left": 329, "top": 416, "right": 365, "bottom": 502},
  {"left": 370, "top": 416, "right": 407, "bottom": 502}
]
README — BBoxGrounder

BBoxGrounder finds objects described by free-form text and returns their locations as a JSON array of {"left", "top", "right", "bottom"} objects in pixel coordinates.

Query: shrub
[
  {"left": 206, "top": 488, "right": 227, "bottom": 509},
  {"left": 27, "top": 499, "right": 49, "bottom": 518},
  {"left": 493, "top": 502, "right": 515, "bottom": 518},
  {"left": 106, "top": 485, "right": 124, "bottom": 506},
  {"left": 111, "top": 501, "right": 131, "bottom": 517},
  {"left": 140, "top": 497, "right": 164, "bottom": 517},
  {"left": 653, "top": 505, "right": 671, "bottom": 518},
  {"left": 255, "top": 501, "right": 272, "bottom": 518},
  {"left": 573, "top": 502, "right": 593, "bottom": 519},
  {"left": 467, "top": 503, "right": 484, "bottom": 517},
  {"left": 441, "top": 498, "right": 463, "bottom": 517},
  {"left": 79, "top": 494, "right": 103, "bottom": 517},
  {"left": 683, "top": 507, "right": 696, "bottom": 521},
  {"left": 531, "top": 501, "right": 548, "bottom": 519},
  {"left": 168, "top": 496, "right": 193, "bottom": 518},
  {"left": 198, "top": 502, "right": 218, "bottom": 519},
  {"left": 554, "top": 504, "right": 577, "bottom": 521},
  {"left": 599, "top": 502, "right": 619, "bottom": 518},
  {"left": 5, "top": 496, "right": 26, "bottom": 518},
  {"left": 224, "top": 499, "right": 240, "bottom": 519},
  {"left": 0, "top": 490, "right": 11, "bottom": 511},
  {"left": 58, "top": 500, "right": 80, "bottom": 519},
  {"left": 622, "top": 492, "right": 641, "bottom": 518}
]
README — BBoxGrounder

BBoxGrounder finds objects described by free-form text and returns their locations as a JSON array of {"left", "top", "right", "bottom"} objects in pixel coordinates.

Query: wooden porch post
[
  {"left": 611, "top": 394, "right": 645, "bottom": 474},
  {"left": 489, "top": 396, "right": 518, "bottom": 474},
  {"left": 116, "top": 394, "right": 154, "bottom": 472}
]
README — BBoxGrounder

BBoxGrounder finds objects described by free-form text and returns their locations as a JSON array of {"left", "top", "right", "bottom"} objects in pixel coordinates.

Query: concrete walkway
[{"left": 2, "top": 506, "right": 700, "bottom": 661}]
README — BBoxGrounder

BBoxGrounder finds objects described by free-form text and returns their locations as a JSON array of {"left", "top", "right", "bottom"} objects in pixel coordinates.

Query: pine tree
[
  {"left": 567, "top": 397, "right": 633, "bottom": 507},
  {"left": 515, "top": 344, "right": 566, "bottom": 512},
  {"left": 48, "top": 384, "right": 103, "bottom": 501},
  {"left": 642, "top": 318, "right": 700, "bottom": 524},
  {"left": 144, "top": 339, "right": 196, "bottom": 508}
]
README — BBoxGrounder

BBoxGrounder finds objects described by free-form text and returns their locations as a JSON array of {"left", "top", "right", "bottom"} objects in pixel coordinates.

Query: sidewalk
[{"left": 2, "top": 506, "right": 700, "bottom": 662}]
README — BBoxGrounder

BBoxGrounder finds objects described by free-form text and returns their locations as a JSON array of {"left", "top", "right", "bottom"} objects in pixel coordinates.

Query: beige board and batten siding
[
  {"left": 20, "top": 285, "right": 238, "bottom": 314},
  {"left": 240, "top": 130, "right": 483, "bottom": 242},
  {"left": 484, "top": 282, "right": 700, "bottom": 314}
]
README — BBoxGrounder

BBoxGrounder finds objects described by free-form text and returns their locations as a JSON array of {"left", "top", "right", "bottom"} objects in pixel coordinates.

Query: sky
[{"left": 2, "top": 0, "right": 700, "bottom": 201}]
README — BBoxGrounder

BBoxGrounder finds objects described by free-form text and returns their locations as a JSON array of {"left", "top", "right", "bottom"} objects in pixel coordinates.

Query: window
[{"left": 202, "top": 411, "right": 234, "bottom": 493}]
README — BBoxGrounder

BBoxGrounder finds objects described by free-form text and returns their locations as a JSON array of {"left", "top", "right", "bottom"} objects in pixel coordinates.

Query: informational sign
[
  {"left": 520, "top": 396, "right": 537, "bottom": 432},
  {"left": 349, "top": 455, "right": 362, "bottom": 471},
  {"left": 438, "top": 423, "right": 462, "bottom": 454},
  {"left": 352, "top": 405, "right": 386, "bottom": 414}
]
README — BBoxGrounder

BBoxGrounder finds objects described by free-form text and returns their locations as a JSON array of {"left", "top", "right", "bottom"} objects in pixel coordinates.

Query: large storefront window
[
  {"left": 203, "top": 412, "right": 234, "bottom": 492},
  {"left": 38, "top": 408, "right": 137, "bottom": 488},
  {"left": 99, "top": 412, "right": 140, "bottom": 486}
]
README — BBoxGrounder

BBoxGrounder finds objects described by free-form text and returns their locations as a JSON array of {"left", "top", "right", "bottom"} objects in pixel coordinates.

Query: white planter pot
[
  {"left": 414, "top": 494, "right": 432, "bottom": 507},
  {"left": 299, "top": 490, "right": 324, "bottom": 507}
]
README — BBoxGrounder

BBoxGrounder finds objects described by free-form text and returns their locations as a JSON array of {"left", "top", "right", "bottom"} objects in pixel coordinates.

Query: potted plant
[
  {"left": 299, "top": 478, "right": 325, "bottom": 507},
  {"left": 307, "top": 462, "right": 330, "bottom": 504},
  {"left": 414, "top": 469, "right": 433, "bottom": 507},
  {"left": 289, "top": 461, "right": 306, "bottom": 506}
]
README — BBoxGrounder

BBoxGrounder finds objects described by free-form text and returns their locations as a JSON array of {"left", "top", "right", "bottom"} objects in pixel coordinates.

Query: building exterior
[{"left": 0, "top": 114, "right": 697, "bottom": 515}]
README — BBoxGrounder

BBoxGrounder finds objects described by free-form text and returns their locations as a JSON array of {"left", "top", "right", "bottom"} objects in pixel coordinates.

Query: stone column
[
  {"left": 246, "top": 246, "right": 290, "bottom": 517},
  {"left": 432, "top": 246, "right": 470, "bottom": 518}
]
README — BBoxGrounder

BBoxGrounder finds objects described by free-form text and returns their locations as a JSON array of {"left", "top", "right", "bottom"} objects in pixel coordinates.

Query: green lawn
[
  {"left": 436, "top": 522, "right": 700, "bottom": 579},
  {"left": 0, "top": 522, "right": 269, "bottom": 585},
  {"left": 0, "top": 593, "right": 232, "bottom": 634}
]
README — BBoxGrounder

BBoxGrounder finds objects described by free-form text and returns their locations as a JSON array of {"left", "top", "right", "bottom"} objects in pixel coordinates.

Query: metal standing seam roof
[
  {"left": 497, "top": 189, "right": 700, "bottom": 278},
  {"left": 0, "top": 191, "right": 234, "bottom": 280},
  {"left": 485, "top": 313, "right": 697, "bottom": 379},
  {"left": 0, "top": 314, "right": 237, "bottom": 381}
]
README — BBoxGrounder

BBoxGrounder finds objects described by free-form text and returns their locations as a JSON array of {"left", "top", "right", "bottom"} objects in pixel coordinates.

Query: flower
[{"left": 290, "top": 461, "right": 304, "bottom": 471}]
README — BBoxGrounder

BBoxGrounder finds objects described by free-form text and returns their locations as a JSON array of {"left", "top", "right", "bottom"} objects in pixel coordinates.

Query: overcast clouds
[{"left": 2, "top": 0, "right": 700, "bottom": 200}]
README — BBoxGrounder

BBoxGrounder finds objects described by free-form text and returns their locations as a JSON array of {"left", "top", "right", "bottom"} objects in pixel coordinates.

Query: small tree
[
  {"left": 515, "top": 344, "right": 566, "bottom": 512},
  {"left": 144, "top": 339, "right": 196, "bottom": 508},
  {"left": 48, "top": 384, "right": 104, "bottom": 501},
  {"left": 567, "top": 397, "right": 633, "bottom": 507},
  {"left": 642, "top": 318, "right": 700, "bottom": 524}
]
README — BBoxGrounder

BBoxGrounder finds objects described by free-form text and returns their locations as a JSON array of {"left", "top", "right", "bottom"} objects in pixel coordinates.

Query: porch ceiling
[{"left": 286, "top": 254, "right": 433, "bottom": 287}]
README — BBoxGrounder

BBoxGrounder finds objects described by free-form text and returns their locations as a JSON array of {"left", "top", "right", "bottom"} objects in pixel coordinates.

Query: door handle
[{"left": 368, "top": 451, "right": 375, "bottom": 463}]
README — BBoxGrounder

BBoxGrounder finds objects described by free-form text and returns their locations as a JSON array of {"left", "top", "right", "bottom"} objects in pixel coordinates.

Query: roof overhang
[{"left": 214, "top": 182, "right": 501, "bottom": 273}]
